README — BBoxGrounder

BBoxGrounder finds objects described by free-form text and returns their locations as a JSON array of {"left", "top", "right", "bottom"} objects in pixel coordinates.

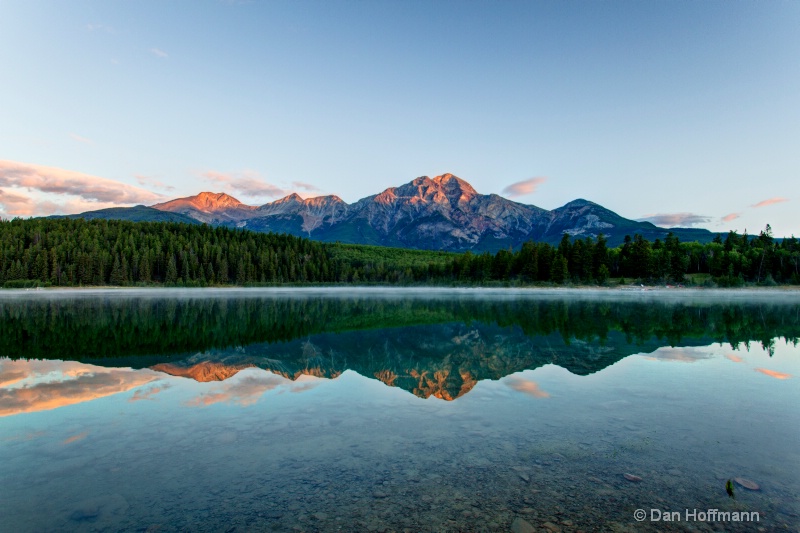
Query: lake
[{"left": 1, "top": 288, "right": 798, "bottom": 532}]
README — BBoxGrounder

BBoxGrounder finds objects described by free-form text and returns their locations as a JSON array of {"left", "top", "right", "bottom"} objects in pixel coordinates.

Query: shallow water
[{"left": 1, "top": 288, "right": 798, "bottom": 532}]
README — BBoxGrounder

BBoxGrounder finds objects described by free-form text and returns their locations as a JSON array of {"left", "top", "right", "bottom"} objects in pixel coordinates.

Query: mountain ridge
[{"left": 68, "top": 173, "right": 718, "bottom": 250}]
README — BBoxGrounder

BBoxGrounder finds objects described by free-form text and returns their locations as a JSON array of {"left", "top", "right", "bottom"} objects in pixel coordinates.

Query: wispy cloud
[
  {"left": 754, "top": 368, "right": 791, "bottom": 380},
  {"left": 751, "top": 197, "right": 789, "bottom": 208},
  {"left": 505, "top": 376, "right": 550, "bottom": 398},
  {"left": 203, "top": 170, "right": 295, "bottom": 199},
  {"left": 136, "top": 174, "right": 175, "bottom": 192},
  {"left": 69, "top": 133, "right": 94, "bottom": 145},
  {"left": 129, "top": 383, "right": 170, "bottom": 402},
  {"left": 637, "top": 213, "right": 711, "bottom": 228},
  {"left": 186, "top": 370, "right": 320, "bottom": 407},
  {"left": 0, "top": 161, "right": 165, "bottom": 215},
  {"left": 86, "top": 23, "right": 114, "bottom": 33},
  {"left": 722, "top": 213, "right": 741, "bottom": 223},
  {"left": 63, "top": 431, "right": 89, "bottom": 444},
  {"left": 150, "top": 47, "right": 168, "bottom": 58},
  {"left": 502, "top": 177, "right": 547, "bottom": 198},
  {"left": 291, "top": 180, "right": 322, "bottom": 192},
  {"left": 643, "top": 346, "right": 712, "bottom": 363}
]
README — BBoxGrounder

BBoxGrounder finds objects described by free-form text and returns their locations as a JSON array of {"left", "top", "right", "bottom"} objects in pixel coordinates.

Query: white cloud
[
  {"left": 69, "top": 133, "right": 94, "bottom": 145},
  {"left": 637, "top": 212, "right": 711, "bottom": 228},
  {"left": 136, "top": 174, "right": 175, "bottom": 192}
]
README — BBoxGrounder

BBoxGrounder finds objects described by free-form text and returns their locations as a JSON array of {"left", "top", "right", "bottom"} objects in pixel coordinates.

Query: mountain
[
  {"left": 67, "top": 173, "right": 718, "bottom": 250},
  {"left": 152, "top": 192, "right": 256, "bottom": 224},
  {"left": 58, "top": 205, "right": 201, "bottom": 225},
  {"left": 144, "top": 323, "right": 718, "bottom": 401}
]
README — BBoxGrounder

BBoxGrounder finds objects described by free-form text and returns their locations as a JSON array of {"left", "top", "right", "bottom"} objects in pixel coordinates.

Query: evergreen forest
[{"left": 1, "top": 217, "right": 799, "bottom": 288}]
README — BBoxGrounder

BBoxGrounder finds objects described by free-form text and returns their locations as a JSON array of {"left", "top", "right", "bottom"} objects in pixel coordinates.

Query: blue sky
[{"left": 1, "top": 0, "right": 798, "bottom": 237}]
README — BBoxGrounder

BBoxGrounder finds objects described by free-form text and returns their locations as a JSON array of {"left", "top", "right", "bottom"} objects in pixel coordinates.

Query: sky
[{"left": 1, "top": 0, "right": 798, "bottom": 237}]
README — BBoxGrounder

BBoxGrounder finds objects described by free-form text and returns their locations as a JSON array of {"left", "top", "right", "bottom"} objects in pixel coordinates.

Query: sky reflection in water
[{"left": 0, "top": 290, "right": 798, "bottom": 532}]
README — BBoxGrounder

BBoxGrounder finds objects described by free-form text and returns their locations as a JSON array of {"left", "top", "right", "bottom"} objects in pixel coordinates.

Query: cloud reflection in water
[
  {"left": 185, "top": 369, "right": 321, "bottom": 407},
  {"left": 0, "top": 359, "right": 159, "bottom": 417}
]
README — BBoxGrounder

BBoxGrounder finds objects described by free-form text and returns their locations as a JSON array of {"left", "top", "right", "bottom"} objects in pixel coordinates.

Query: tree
[
  {"left": 550, "top": 254, "right": 569, "bottom": 284},
  {"left": 165, "top": 254, "right": 178, "bottom": 284}
]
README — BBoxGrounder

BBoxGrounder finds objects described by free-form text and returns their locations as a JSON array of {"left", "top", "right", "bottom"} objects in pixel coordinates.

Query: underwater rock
[
  {"left": 734, "top": 477, "right": 760, "bottom": 491},
  {"left": 69, "top": 505, "right": 99, "bottom": 521},
  {"left": 510, "top": 517, "right": 536, "bottom": 533}
]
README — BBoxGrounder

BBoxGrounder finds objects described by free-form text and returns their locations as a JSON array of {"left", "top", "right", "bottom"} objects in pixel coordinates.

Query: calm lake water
[{"left": 1, "top": 288, "right": 798, "bottom": 532}]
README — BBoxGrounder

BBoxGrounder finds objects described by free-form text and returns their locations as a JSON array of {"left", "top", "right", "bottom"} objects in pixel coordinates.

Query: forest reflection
[{"left": 1, "top": 292, "right": 798, "bottom": 400}]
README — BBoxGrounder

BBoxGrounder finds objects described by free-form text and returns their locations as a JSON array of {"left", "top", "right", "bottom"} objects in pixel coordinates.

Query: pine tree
[{"left": 165, "top": 254, "right": 178, "bottom": 284}]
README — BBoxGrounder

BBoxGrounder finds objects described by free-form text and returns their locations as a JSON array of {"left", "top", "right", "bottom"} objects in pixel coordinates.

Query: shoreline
[{"left": 2, "top": 284, "right": 800, "bottom": 300}]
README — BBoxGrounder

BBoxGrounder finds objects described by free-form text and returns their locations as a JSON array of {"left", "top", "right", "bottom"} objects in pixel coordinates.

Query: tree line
[
  {"left": 1, "top": 218, "right": 799, "bottom": 287},
  {"left": 2, "top": 294, "right": 796, "bottom": 361}
]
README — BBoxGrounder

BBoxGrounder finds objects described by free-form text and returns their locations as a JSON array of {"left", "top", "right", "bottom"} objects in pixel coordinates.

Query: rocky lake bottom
[{"left": 0, "top": 290, "right": 798, "bottom": 532}]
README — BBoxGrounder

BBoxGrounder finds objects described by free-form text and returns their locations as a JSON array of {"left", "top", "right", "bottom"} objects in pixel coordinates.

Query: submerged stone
[
  {"left": 510, "top": 517, "right": 536, "bottom": 533},
  {"left": 734, "top": 477, "right": 760, "bottom": 491}
]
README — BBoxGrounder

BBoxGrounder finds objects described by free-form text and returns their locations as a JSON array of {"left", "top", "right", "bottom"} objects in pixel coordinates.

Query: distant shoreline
[{"left": 2, "top": 285, "right": 800, "bottom": 300}]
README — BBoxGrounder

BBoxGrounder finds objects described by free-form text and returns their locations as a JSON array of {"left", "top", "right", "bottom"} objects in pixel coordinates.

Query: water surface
[{"left": 1, "top": 288, "right": 798, "bottom": 532}]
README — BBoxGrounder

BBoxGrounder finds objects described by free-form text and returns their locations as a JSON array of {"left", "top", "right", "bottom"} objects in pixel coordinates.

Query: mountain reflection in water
[
  {"left": 1, "top": 289, "right": 799, "bottom": 532},
  {"left": 1, "top": 289, "right": 798, "bottom": 400}
]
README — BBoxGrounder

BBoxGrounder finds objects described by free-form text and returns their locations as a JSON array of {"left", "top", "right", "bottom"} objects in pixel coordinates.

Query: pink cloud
[
  {"left": 722, "top": 213, "right": 741, "bottom": 223},
  {"left": 502, "top": 177, "right": 547, "bottom": 198},
  {"left": 505, "top": 376, "right": 550, "bottom": 398},
  {"left": 637, "top": 212, "right": 710, "bottom": 228},
  {"left": 0, "top": 160, "right": 165, "bottom": 205},
  {"left": 186, "top": 373, "right": 287, "bottom": 406},
  {"left": 644, "top": 347, "right": 712, "bottom": 362},
  {"left": 0, "top": 188, "right": 35, "bottom": 216},
  {"left": 0, "top": 360, "right": 160, "bottom": 417},
  {"left": 63, "top": 431, "right": 89, "bottom": 444},
  {"left": 754, "top": 368, "right": 791, "bottom": 380},
  {"left": 202, "top": 170, "right": 292, "bottom": 199},
  {"left": 751, "top": 197, "right": 789, "bottom": 208},
  {"left": 185, "top": 370, "right": 320, "bottom": 407}
]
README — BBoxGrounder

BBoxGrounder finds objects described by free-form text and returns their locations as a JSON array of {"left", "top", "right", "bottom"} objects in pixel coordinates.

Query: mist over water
[{"left": 1, "top": 289, "right": 798, "bottom": 531}]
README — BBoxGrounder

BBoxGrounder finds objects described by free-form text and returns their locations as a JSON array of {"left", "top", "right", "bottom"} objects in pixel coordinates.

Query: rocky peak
[
  {"left": 432, "top": 173, "right": 478, "bottom": 205},
  {"left": 380, "top": 173, "right": 479, "bottom": 209},
  {"left": 303, "top": 195, "right": 346, "bottom": 208},
  {"left": 195, "top": 192, "right": 243, "bottom": 207},
  {"left": 559, "top": 198, "right": 599, "bottom": 210},
  {"left": 273, "top": 192, "right": 304, "bottom": 204},
  {"left": 153, "top": 192, "right": 251, "bottom": 214},
  {"left": 151, "top": 361, "right": 255, "bottom": 382}
]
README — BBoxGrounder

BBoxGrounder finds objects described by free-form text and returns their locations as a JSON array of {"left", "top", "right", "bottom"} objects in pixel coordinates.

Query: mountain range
[{"left": 67, "top": 173, "right": 716, "bottom": 250}]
